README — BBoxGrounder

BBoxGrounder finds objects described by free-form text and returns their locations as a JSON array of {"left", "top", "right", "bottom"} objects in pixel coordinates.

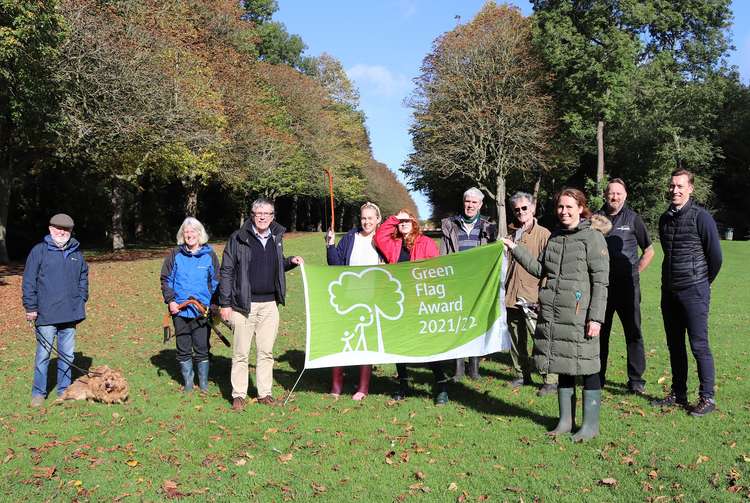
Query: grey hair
[
  {"left": 510, "top": 191, "right": 535, "bottom": 205},
  {"left": 251, "top": 198, "right": 275, "bottom": 214},
  {"left": 463, "top": 187, "right": 484, "bottom": 201},
  {"left": 176, "top": 217, "right": 209, "bottom": 246}
]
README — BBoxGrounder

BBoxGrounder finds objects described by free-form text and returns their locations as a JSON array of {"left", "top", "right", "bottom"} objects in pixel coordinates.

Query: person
[
  {"left": 596, "top": 179, "right": 654, "bottom": 393},
  {"left": 374, "top": 208, "right": 450, "bottom": 405},
  {"left": 652, "top": 169, "right": 722, "bottom": 417},
  {"left": 503, "top": 188, "right": 610, "bottom": 441},
  {"left": 22, "top": 214, "right": 89, "bottom": 408},
  {"left": 503, "top": 192, "right": 556, "bottom": 395},
  {"left": 160, "top": 217, "right": 220, "bottom": 393},
  {"left": 326, "top": 202, "right": 384, "bottom": 400},
  {"left": 219, "top": 199, "right": 304, "bottom": 411},
  {"left": 440, "top": 187, "right": 496, "bottom": 380}
]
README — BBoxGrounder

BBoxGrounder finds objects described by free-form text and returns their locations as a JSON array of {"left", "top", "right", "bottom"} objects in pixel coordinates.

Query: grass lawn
[{"left": 1, "top": 234, "right": 749, "bottom": 501}]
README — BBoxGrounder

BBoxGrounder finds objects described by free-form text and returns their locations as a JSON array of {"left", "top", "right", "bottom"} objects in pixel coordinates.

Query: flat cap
[{"left": 49, "top": 213, "right": 75, "bottom": 228}]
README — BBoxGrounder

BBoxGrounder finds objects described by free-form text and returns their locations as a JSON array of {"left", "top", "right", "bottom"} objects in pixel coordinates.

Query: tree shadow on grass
[
  {"left": 45, "top": 352, "right": 93, "bottom": 395},
  {"left": 150, "top": 349, "right": 238, "bottom": 402}
]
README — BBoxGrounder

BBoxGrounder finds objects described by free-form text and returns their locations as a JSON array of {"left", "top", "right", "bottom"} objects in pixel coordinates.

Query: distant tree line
[
  {"left": 0, "top": 0, "right": 417, "bottom": 262},
  {"left": 405, "top": 1, "right": 749, "bottom": 239}
]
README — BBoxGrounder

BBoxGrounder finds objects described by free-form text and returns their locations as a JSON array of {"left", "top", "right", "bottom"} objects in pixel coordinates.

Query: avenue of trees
[
  {"left": 0, "top": 0, "right": 417, "bottom": 261},
  {"left": 406, "top": 1, "right": 749, "bottom": 238}
]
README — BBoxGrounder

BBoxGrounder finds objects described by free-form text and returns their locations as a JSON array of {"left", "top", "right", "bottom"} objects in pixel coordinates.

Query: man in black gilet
[
  {"left": 597, "top": 179, "right": 654, "bottom": 394},
  {"left": 652, "top": 169, "right": 722, "bottom": 417}
]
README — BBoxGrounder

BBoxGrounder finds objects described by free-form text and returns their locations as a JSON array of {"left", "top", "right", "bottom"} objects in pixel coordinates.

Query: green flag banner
[{"left": 300, "top": 242, "right": 510, "bottom": 369}]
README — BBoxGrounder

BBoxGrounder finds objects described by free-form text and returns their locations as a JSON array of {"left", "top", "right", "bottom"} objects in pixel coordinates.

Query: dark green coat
[{"left": 511, "top": 216, "right": 610, "bottom": 376}]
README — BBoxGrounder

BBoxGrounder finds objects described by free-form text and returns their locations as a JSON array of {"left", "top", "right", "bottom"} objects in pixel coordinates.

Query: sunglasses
[
  {"left": 513, "top": 206, "right": 529, "bottom": 213},
  {"left": 398, "top": 218, "right": 412, "bottom": 224}
]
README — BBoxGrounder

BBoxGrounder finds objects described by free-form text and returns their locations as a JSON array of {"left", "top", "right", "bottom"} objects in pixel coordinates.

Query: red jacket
[{"left": 374, "top": 215, "right": 438, "bottom": 264}]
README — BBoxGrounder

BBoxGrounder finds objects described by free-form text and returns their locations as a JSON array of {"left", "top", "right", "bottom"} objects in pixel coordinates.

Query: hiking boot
[
  {"left": 434, "top": 391, "right": 449, "bottom": 406},
  {"left": 537, "top": 383, "right": 558, "bottom": 397},
  {"left": 392, "top": 381, "right": 410, "bottom": 401},
  {"left": 30, "top": 395, "right": 45, "bottom": 408},
  {"left": 232, "top": 397, "right": 246, "bottom": 411},
  {"left": 690, "top": 396, "right": 716, "bottom": 417},
  {"left": 257, "top": 395, "right": 276, "bottom": 406},
  {"left": 509, "top": 377, "right": 526, "bottom": 389},
  {"left": 651, "top": 392, "right": 688, "bottom": 408}
]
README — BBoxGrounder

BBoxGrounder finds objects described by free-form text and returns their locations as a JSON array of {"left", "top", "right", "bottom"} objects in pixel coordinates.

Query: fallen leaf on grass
[
  {"left": 234, "top": 459, "right": 247, "bottom": 466},
  {"left": 599, "top": 478, "right": 618, "bottom": 486},
  {"left": 311, "top": 481, "right": 327, "bottom": 493},
  {"left": 648, "top": 470, "right": 658, "bottom": 479},
  {"left": 657, "top": 376, "right": 667, "bottom": 384},
  {"left": 277, "top": 453, "right": 293, "bottom": 464},
  {"left": 162, "top": 480, "right": 186, "bottom": 499},
  {"left": 125, "top": 460, "right": 139, "bottom": 467},
  {"left": 448, "top": 482, "right": 458, "bottom": 492},
  {"left": 414, "top": 471, "right": 425, "bottom": 480},
  {"left": 3, "top": 448, "right": 15, "bottom": 464},
  {"left": 385, "top": 451, "right": 395, "bottom": 465},
  {"left": 696, "top": 454, "right": 710, "bottom": 464},
  {"left": 32, "top": 466, "right": 56, "bottom": 479},
  {"left": 741, "top": 454, "right": 750, "bottom": 463}
]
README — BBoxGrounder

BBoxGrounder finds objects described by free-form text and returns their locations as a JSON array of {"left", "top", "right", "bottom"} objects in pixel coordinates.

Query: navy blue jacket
[
  {"left": 659, "top": 198, "right": 723, "bottom": 290},
  {"left": 326, "top": 228, "right": 385, "bottom": 266},
  {"left": 160, "top": 244, "right": 220, "bottom": 318},
  {"left": 22, "top": 236, "right": 89, "bottom": 325}
]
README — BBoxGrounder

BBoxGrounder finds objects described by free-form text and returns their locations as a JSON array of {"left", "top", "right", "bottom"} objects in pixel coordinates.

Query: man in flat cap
[{"left": 22, "top": 214, "right": 89, "bottom": 407}]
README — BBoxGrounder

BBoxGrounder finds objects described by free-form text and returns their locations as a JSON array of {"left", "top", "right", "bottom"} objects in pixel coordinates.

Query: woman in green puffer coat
[{"left": 503, "top": 188, "right": 610, "bottom": 442}]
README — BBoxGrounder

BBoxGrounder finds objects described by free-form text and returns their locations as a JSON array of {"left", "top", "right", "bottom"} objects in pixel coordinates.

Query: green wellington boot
[
  {"left": 179, "top": 360, "right": 194, "bottom": 392},
  {"left": 572, "top": 389, "right": 601, "bottom": 442},
  {"left": 197, "top": 360, "right": 209, "bottom": 392},
  {"left": 547, "top": 387, "right": 576, "bottom": 436}
]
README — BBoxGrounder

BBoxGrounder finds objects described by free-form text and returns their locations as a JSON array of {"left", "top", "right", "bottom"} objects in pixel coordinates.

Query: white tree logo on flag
[{"left": 328, "top": 267, "right": 404, "bottom": 353}]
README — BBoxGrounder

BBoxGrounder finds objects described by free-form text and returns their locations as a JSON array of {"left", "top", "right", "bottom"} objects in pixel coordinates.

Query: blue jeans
[{"left": 32, "top": 323, "right": 76, "bottom": 397}]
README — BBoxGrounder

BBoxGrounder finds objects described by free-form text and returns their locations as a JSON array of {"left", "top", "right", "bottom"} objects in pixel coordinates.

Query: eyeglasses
[
  {"left": 398, "top": 219, "right": 412, "bottom": 224},
  {"left": 253, "top": 212, "right": 274, "bottom": 217},
  {"left": 513, "top": 206, "right": 529, "bottom": 213}
]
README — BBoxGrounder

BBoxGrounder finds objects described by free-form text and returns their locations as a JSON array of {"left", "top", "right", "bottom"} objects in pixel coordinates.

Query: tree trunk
[
  {"left": 314, "top": 198, "right": 322, "bottom": 231},
  {"left": 596, "top": 120, "right": 605, "bottom": 188},
  {"left": 0, "top": 158, "right": 11, "bottom": 264},
  {"left": 495, "top": 174, "right": 507, "bottom": 237},
  {"left": 133, "top": 189, "right": 144, "bottom": 242},
  {"left": 184, "top": 183, "right": 198, "bottom": 217},
  {"left": 290, "top": 194, "right": 298, "bottom": 231},
  {"left": 533, "top": 173, "right": 541, "bottom": 202},
  {"left": 111, "top": 179, "right": 126, "bottom": 251}
]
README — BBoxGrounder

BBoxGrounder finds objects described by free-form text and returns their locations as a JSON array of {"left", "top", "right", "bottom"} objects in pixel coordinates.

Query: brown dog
[{"left": 61, "top": 365, "right": 129, "bottom": 404}]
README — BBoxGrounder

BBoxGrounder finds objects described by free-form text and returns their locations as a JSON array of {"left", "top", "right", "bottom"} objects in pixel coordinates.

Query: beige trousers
[{"left": 230, "top": 302, "right": 280, "bottom": 399}]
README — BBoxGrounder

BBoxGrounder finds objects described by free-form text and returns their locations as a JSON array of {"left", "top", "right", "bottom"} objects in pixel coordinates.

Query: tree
[
  {"left": 0, "top": 0, "right": 64, "bottom": 263},
  {"left": 404, "top": 3, "right": 555, "bottom": 235}
]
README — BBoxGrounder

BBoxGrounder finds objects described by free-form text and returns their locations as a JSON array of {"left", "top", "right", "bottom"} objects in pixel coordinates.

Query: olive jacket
[
  {"left": 510, "top": 215, "right": 611, "bottom": 376},
  {"left": 504, "top": 219, "right": 550, "bottom": 308}
]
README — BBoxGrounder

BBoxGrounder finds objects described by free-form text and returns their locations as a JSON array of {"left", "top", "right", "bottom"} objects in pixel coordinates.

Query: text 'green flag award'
[{"left": 300, "top": 242, "right": 510, "bottom": 368}]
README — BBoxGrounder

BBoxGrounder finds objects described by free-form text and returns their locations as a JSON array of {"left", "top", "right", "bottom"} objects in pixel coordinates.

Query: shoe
[
  {"left": 434, "top": 391, "right": 449, "bottom": 406},
  {"left": 690, "top": 396, "right": 716, "bottom": 417},
  {"left": 547, "top": 388, "right": 575, "bottom": 437},
  {"left": 352, "top": 392, "right": 366, "bottom": 401},
  {"left": 257, "top": 395, "right": 276, "bottom": 405},
  {"left": 537, "top": 383, "right": 558, "bottom": 396},
  {"left": 651, "top": 392, "right": 688, "bottom": 408},
  {"left": 571, "top": 389, "right": 601, "bottom": 442},
  {"left": 30, "top": 395, "right": 45, "bottom": 408},
  {"left": 232, "top": 397, "right": 246, "bottom": 411},
  {"left": 627, "top": 382, "right": 646, "bottom": 395},
  {"left": 509, "top": 377, "right": 525, "bottom": 389}
]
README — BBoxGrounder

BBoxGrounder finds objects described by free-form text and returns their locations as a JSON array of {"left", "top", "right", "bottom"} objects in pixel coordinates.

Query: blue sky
[{"left": 276, "top": 1, "right": 750, "bottom": 219}]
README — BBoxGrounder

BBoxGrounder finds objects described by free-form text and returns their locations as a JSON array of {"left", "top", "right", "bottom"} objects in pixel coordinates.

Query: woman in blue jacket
[
  {"left": 160, "top": 217, "right": 220, "bottom": 392},
  {"left": 325, "top": 202, "right": 383, "bottom": 400}
]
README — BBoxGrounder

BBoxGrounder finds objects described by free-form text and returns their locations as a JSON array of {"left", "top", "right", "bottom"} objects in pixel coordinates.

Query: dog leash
[{"left": 29, "top": 321, "right": 103, "bottom": 377}]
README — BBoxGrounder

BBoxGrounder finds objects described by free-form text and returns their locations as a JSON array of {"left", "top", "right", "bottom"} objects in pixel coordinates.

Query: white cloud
[{"left": 346, "top": 64, "right": 411, "bottom": 98}]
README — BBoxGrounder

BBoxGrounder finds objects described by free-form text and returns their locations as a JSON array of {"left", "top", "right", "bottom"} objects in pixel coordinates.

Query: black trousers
[
  {"left": 173, "top": 316, "right": 210, "bottom": 363},
  {"left": 599, "top": 273, "right": 646, "bottom": 387},
  {"left": 661, "top": 281, "right": 715, "bottom": 399},
  {"left": 559, "top": 373, "right": 600, "bottom": 390},
  {"left": 396, "top": 362, "right": 448, "bottom": 393}
]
